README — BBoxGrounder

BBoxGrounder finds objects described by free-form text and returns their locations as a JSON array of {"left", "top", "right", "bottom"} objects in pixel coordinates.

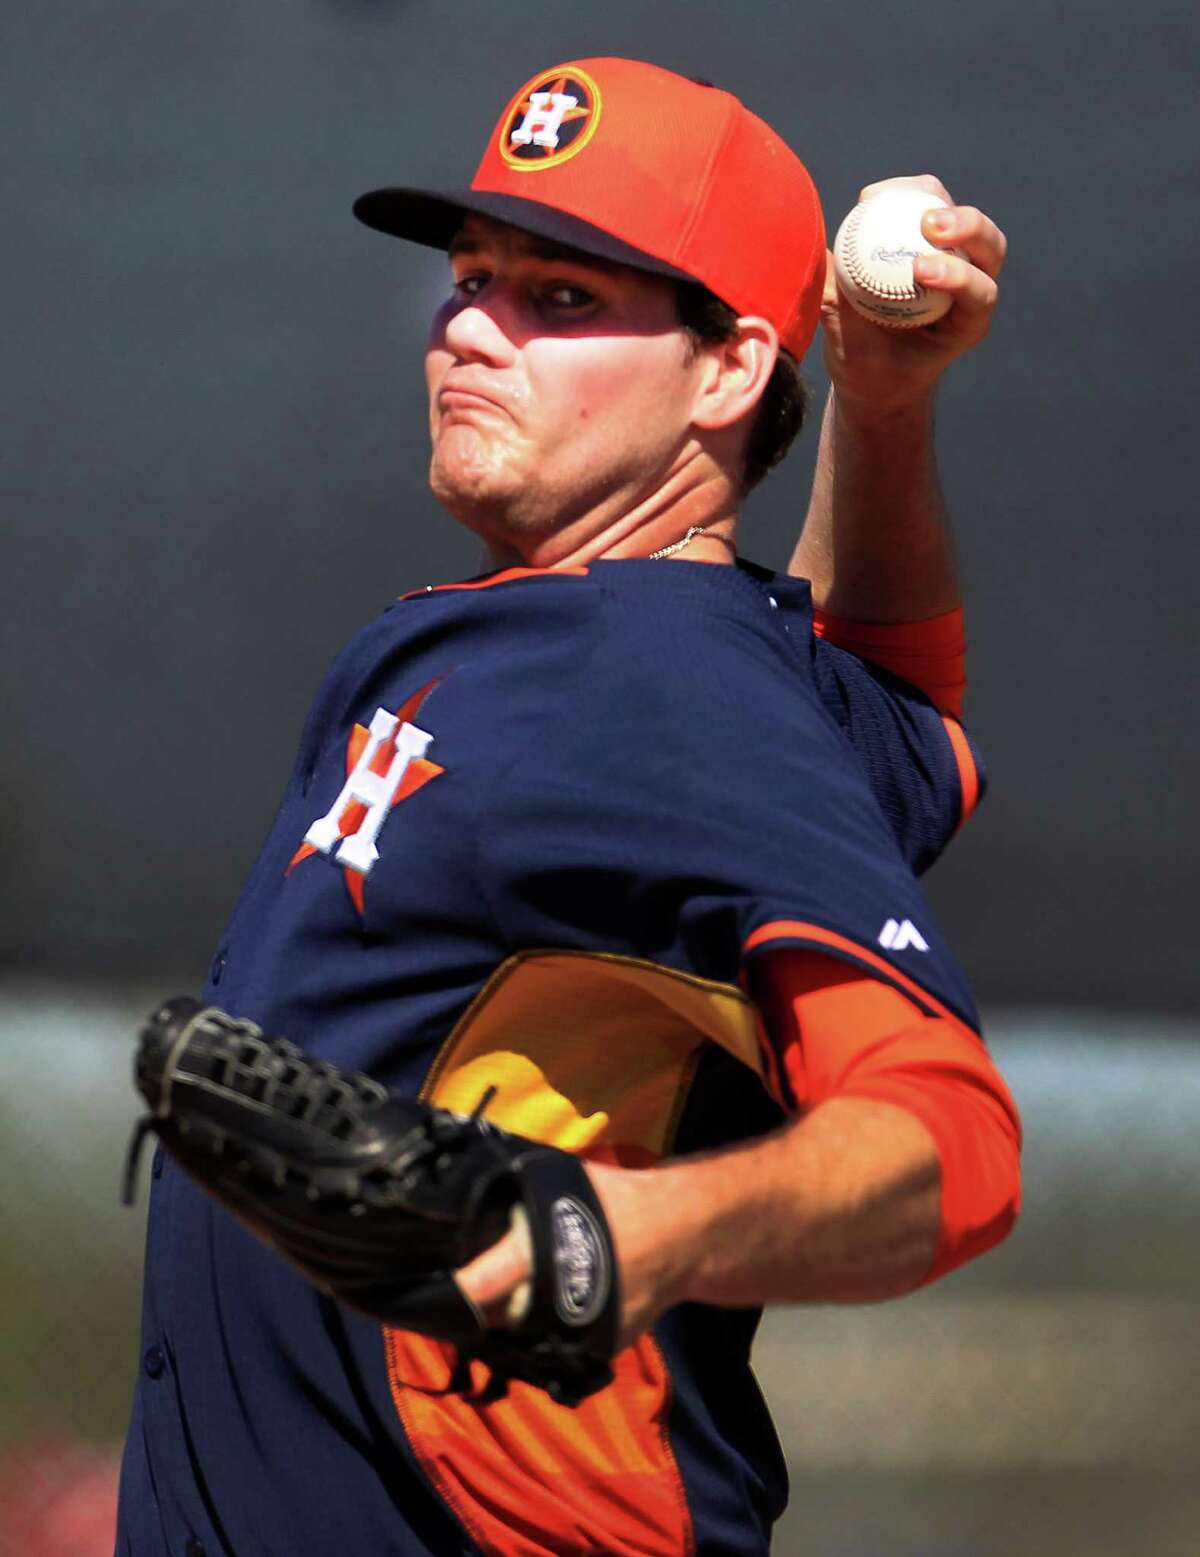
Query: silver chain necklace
[{"left": 648, "top": 525, "right": 712, "bottom": 560}]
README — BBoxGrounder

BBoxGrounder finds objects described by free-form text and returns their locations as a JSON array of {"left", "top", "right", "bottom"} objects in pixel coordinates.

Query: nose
[{"left": 440, "top": 286, "right": 518, "bottom": 367}]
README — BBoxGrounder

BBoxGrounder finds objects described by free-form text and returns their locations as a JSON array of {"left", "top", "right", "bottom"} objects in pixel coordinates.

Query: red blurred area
[{"left": 0, "top": 1438, "right": 120, "bottom": 1556}]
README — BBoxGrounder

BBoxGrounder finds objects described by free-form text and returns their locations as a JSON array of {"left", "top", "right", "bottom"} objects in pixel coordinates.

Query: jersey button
[
  {"left": 143, "top": 1345, "right": 166, "bottom": 1380},
  {"left": 185, "top": 1539, "right": 207, "bottom": 1557},
  {"left": 209, "top": 950, "right": 227, "bottom": 986}
]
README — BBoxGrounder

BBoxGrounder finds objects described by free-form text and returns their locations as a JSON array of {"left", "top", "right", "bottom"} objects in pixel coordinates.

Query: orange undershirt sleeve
[
  {"left": 813, "top": 606, "right": 967, "bottom": 719},
  {"left": 749, "top": 947, "right": 1022, "bottom": 1284}
]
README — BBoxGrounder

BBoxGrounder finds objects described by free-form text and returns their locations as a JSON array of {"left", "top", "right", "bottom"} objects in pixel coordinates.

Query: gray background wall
[{"left": 3, "top": 0, "right": 1197, "bottom": 1010}]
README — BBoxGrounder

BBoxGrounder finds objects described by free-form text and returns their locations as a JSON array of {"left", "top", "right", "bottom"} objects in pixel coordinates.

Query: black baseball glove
[{"left": 123, "top": 997, "right": 619, "bottom": 1407}]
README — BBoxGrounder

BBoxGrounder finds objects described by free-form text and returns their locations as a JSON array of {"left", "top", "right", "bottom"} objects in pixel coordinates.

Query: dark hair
[{"left": 674, "top": 281, "right": 808, "bottom": 494}]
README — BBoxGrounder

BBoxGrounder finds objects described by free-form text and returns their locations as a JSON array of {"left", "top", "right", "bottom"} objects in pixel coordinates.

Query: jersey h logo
[
  {"left": 878, "top": 918, "right": 930, "bottom": 953},
  {"left": 287, "top": 678, "right": 445, "bottom": 915},
  {"left": 304, "top": 709, "right": 433, "bottom": 876}
]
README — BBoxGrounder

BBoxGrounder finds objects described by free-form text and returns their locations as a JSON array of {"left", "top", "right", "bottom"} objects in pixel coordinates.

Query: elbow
[
  {"left": 844, "top": 1064, "right": 1023, "bottom": 1289},
  {"left": 920, "top": 1101, "right": 1022, "bottom": 1286}
]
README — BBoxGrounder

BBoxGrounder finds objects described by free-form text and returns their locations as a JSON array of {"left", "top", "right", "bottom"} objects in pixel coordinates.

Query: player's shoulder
[
  {"left": 474, "top": 561, "right": 877, "bottom": 820},
  {"left": 398, "top": 557, "right": 814, "bottom": 710},
  {"left": 581, "top": 557, "right": 818, "bottom": 702}
]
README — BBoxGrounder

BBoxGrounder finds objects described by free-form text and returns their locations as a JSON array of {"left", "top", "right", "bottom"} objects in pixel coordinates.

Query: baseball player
[{"left": 118, "top": 58, "right": 1018, "bottom": 1556}]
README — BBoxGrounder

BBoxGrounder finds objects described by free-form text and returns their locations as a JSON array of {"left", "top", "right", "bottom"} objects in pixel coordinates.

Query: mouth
[{"left": 438, "top": 385, "right": 510, "bottom": 420}]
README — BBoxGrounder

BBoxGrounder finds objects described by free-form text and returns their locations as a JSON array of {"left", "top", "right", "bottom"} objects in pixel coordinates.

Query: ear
[{"left": 690, "top": 317, "right": 779, "bottom": 433}]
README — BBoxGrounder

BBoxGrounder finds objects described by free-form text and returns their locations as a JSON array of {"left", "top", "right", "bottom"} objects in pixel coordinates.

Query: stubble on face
[{"left": 427, "top": 381, "right": 535, "bottom": 532}]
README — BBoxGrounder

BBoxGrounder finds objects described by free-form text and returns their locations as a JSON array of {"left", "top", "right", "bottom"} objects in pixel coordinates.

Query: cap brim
[{"left": 352, "top": 186, "right": 697, "bottom": 285}]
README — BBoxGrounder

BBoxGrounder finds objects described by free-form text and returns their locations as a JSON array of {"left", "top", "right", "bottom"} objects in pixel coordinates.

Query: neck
[{"left": 484, "top": 456, "right": 740, "bottom": 571}]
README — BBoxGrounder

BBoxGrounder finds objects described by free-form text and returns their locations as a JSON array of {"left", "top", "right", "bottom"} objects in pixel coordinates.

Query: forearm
[
  {"left": 459, "top": 1095, "right": 941, "bottom": 1341},
  {"left": 789, "top": 178, "right": 1007, "bottom": 621},
  {"left": 789, "top": 388, "right": 960, "bottom": 623},
  {"left": 613, "top": 1096, "right": 940, "bottom": 1316},
  {"left": 457, "top": 958, "right": 1021, "bottom": 1345}
]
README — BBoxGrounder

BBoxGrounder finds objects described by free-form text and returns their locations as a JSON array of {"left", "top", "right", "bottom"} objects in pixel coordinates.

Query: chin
[
  {"left": 432, "top": 422, "right": 510, "bottom": 491},
  {"left": 434, "top": 425, "right": 553, "bottom": 515},
  {"left": 429, "top": 456, "right": 520, "bottom": 539}
]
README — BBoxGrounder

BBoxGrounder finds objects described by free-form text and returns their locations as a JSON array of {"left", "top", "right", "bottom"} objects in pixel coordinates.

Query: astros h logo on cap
[{"left": 499, "top": 66, "right": 602, "bottom": 172}]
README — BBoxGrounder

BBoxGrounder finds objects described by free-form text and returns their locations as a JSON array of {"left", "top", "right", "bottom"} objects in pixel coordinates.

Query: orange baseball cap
[{"left": 354, "top": 58, "right": 827, "bottom": 360}]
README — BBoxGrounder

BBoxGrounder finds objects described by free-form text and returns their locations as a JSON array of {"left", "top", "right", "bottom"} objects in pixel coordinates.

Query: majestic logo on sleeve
[
  {"left": 878, "top": 917, "right": 930, "bottom": 953},
  {"left": 287, "top": 678, "right": 445, "bottom": 915},
  {"left": 498, "top": 66, "right": 601, "bottom": 171}
]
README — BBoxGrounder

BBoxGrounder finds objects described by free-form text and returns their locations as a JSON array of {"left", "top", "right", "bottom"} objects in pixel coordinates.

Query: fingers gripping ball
[
  {"left": 833, "top": 188, "right": 967, "bottom": 329},
  {"left": 123, "top": 997, "right": 620, "bottom": 1407}
]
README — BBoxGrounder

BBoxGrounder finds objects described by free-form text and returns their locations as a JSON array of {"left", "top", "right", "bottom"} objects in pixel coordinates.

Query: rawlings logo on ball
[{"left": 833, "top": 187, "right": 967, "bottom": 330}]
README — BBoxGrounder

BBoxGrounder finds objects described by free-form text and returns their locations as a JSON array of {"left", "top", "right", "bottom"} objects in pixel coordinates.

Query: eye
[
  {"left": 451, "top": 272, "right": 489, "bottom": 301},
  {"left": 542, "top": 282, "right": 596, "bottom": 311}
]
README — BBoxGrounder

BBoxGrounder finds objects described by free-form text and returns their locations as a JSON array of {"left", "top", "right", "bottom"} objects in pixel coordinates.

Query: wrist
[
  {"left": 589, "top": 1159, "right": 703, "bottom": 1324},
  {"left": 830, "top": 383, "right": 938, "bottom": 435}
]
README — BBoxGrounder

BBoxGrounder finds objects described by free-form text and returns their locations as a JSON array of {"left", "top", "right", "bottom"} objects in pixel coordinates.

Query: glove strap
[
  {"left": 395, "top": 1147, "right": 621, "bottom": 1409},
  {"left": 511, "top": 1146, "right": 618, "bottom": 1352}
]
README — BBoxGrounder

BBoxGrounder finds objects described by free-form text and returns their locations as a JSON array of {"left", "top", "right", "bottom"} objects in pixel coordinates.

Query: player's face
[{"left": 425, "top": 215, "right": 707, "bottom": 562}]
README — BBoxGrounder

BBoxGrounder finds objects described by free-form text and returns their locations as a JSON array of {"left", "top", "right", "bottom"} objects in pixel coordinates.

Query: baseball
[{"left": 833, "top": 188, "right": 966, "bottom": 329}]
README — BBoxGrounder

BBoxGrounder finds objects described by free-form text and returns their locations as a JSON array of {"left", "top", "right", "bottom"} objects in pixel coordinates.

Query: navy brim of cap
[{"left": 352, "top": 186, "right": 698, "bottom": 286}]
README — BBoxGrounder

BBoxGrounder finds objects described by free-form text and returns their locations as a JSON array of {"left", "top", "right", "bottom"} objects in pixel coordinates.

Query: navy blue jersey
[{"left": 119, "top": 559, "right": 983, "bottom": 1557}]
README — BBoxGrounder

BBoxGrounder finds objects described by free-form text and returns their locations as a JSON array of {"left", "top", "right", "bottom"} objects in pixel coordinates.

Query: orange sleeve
[
  {"left": 749, "top": 947, "right": 1021, "bottom": 1284},
  {"left": 812, "top": 606, "right": 967, "bottom": 719}
]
